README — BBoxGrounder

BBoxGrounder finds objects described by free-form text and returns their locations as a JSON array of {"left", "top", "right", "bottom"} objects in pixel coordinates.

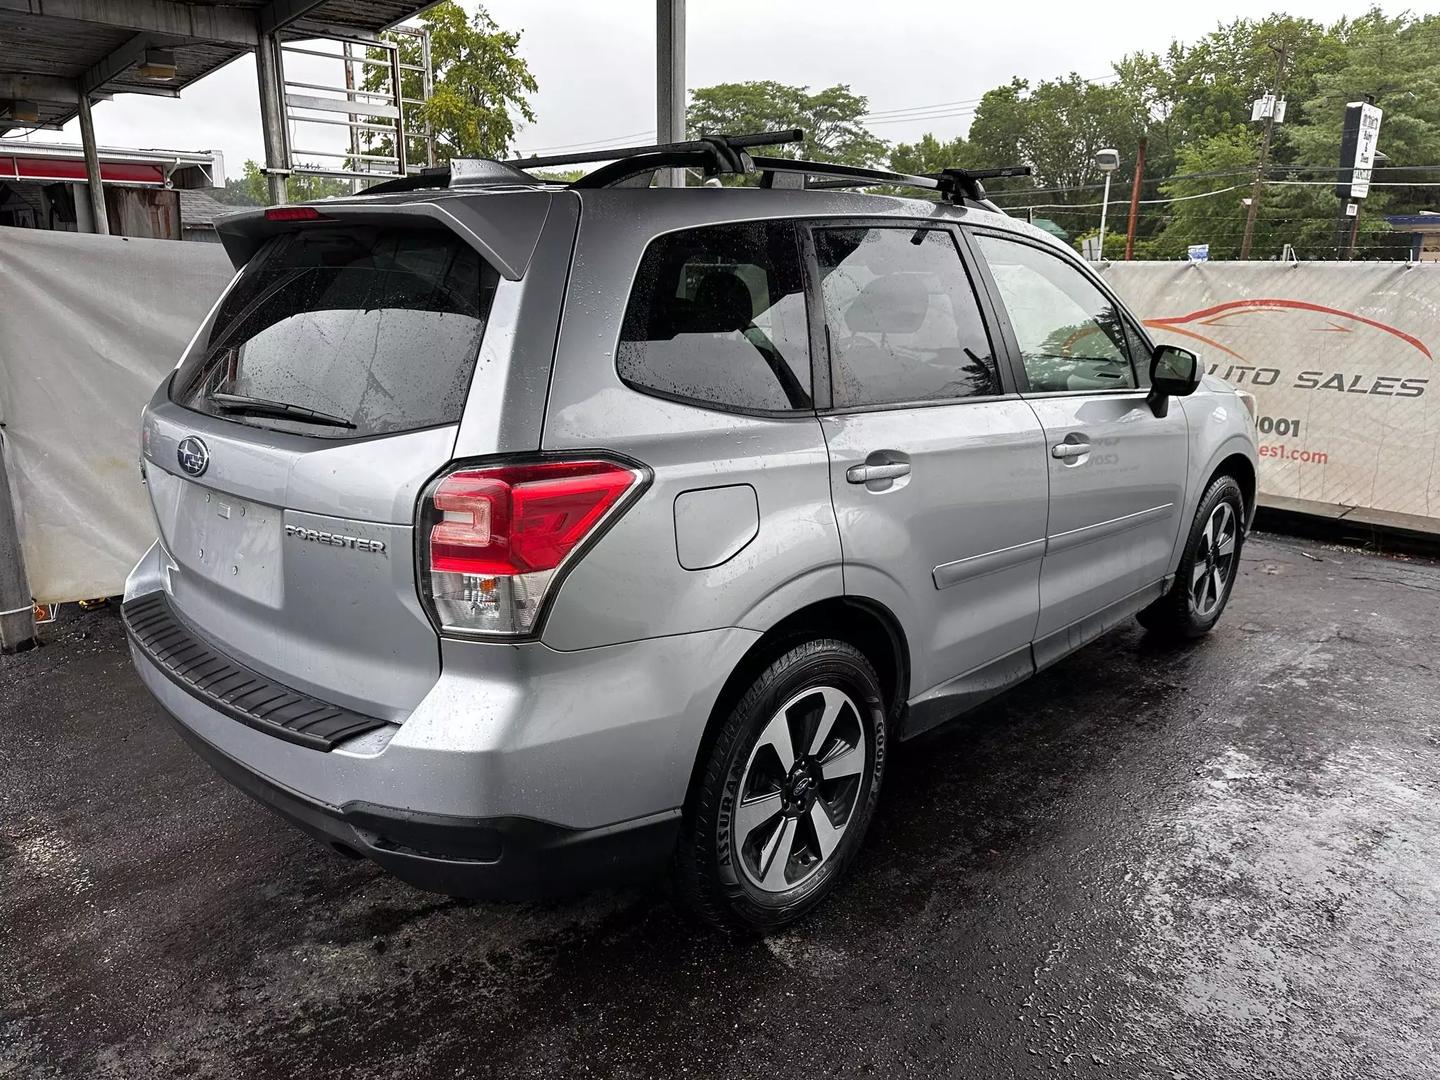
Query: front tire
[
  {"left": 1138, "top": 474, "right": 1245, "bottom": 639},
  {"left": 675, "top": 639, "right": 887, "bottom": 933}
]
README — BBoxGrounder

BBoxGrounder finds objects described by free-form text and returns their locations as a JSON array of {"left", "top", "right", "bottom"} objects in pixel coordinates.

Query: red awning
[{"left": 1, "top": 156, "right": 166, "bottom": 186}]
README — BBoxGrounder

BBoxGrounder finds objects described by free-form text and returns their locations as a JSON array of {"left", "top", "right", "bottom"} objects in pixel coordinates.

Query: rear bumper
[
  {"left": 161, "top": 704, "right": 679, "bottom": 900},
  {"left": 124, "top": 543, "right": 760, "bottom": 899}
]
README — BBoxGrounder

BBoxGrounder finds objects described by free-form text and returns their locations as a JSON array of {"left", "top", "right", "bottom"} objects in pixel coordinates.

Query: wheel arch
[
  {"left": 1209, "top": 450, "right": 1258, "bottom": 528},
  {"left": 681, "top": 595, "right": 910, "bottom": 815}
]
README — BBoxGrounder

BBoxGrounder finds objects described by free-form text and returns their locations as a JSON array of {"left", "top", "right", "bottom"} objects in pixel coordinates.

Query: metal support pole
[
  {"left": 1096, "top": 171, "right": 1113, "bottom": 258},
  {"left": 0, "top": 436, "right": 36, "bottom": 653},
  {"left": 388, "top": 42, "right": 408, "bottom": 177},
  {"left": 75, "top": 85, "right": 109, "bottom": 236},
  {"left": 1124, "top": 136, "right": 1146, "bottom": 261},
  {"left": 343, "top": 41, "right": 361, "bottom": 192},
  {"left": 420, "top": 29, "right": 435, "bottom": 168},
  {"left": 255, "top": 31, "right": 289, "bottom": 205},
  {"left": 656, "top": 0, "right": 685, "bottom": 188}
]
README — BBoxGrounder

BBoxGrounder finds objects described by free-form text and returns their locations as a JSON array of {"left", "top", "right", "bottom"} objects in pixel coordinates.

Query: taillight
[{"left": 418, "top": 458, "right": 644, "bottom": 637}]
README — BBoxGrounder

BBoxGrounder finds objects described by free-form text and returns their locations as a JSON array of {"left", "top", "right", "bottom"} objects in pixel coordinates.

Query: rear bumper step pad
[{"left": 122, "top": 592, "right": 387, "bottom": 751}]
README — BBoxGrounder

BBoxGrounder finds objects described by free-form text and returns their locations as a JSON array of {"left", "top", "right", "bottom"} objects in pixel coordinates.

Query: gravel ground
[{"left": 3, "top": 531, "right": 1439, "bottom": 1079}]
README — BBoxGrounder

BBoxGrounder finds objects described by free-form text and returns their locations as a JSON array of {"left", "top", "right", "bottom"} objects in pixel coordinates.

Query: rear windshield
[{"left": 172, "top": 225, "right": 497, "bottom": 439}]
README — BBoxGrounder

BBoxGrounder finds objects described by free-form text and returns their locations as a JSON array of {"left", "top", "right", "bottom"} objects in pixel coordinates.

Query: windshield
[{"left": 173, "top": 225, "right": 498, "bottom": 439}]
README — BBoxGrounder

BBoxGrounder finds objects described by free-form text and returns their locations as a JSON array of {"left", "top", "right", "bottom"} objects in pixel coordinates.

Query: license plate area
[{"left": 167, "top": 481, "right": 283, "bottom": 606}]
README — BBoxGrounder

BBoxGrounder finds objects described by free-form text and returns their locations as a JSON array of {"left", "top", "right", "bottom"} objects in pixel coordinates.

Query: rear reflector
[
  {"left": 419, "top": 458, "right": 643, "bottom": 637},
  {"left": 264, "top": 206, "right": 327, "bottom": 222}
]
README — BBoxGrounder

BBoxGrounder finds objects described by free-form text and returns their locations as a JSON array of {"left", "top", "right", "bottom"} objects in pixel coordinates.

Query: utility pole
[
  {"left": 1240, "top": 41, "right": 1288, "bottom": 260},
  {"left": 1124, "top": 135, "right": 1147, "bottom": 260}
]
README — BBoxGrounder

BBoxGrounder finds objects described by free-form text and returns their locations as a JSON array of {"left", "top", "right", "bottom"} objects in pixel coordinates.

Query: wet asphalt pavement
[{"left": 3, "top": 531, "right": 1439, "bottom": 1079}]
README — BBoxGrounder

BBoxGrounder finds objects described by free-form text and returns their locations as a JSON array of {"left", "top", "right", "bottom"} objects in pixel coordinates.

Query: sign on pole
[
  {"left": 1250, "top": 95, "right": 1287, "bottom": 123},
  {"left": 1187, "top": 243, "right": 1210, "bottom": 262},
  {"left": 1335, "top": 101, "right": 1383, "bottom": 200}
]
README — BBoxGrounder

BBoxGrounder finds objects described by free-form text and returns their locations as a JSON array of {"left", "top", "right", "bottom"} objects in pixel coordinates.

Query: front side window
[
  {"left": 617, "top": 221, "right": 811, "bottom": 413},
  {"left": 814, "top": 226, "right": 998, "bottom": 409},
  {"left": 173, "top": 225, "right": 497, "bottom": 439},
  {"left": 975, "top": 234, "right": 1137, "bottom": 393}
]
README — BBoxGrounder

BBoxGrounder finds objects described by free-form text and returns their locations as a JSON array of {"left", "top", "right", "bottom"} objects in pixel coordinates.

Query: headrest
[
  {"left": 843, "top": 274, "right": 932, "bottom": 335},
  {"left": 688, "top": 271, "right": 754, "bottom": 334}
]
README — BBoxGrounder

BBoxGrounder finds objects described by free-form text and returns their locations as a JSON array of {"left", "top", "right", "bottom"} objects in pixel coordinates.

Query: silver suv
[{"left": 125, "top": 133, "right": 1257, "bottom": 931}]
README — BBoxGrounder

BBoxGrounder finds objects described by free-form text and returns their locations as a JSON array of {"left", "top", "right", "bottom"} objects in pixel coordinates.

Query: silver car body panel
[
  {"left": 128, "top": 183, "right": 1257, "bottom": 883},
  {"left": 820, "top": 399, "right": 1049, "bottom": 699}
]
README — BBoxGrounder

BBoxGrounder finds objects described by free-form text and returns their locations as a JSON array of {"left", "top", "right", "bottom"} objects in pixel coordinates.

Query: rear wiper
[{"left": 207, "top": 392, "right": 357, "bottom": 430}]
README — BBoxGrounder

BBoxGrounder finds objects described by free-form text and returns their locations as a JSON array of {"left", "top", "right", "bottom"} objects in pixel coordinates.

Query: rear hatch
[{"left": 140, "top": 192, "right": 569, "bottom": 719}]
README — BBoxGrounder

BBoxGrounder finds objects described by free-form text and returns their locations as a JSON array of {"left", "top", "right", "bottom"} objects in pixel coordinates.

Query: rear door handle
[
  {"left": 1051, "top": 441, "right": 1091, "bottom": 460},
  {"left": 846, "top": 462, "right": 911, "bottom": 484}
]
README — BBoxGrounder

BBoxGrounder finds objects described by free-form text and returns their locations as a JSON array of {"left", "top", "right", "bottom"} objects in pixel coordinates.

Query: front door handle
[
  {"left": 1051, "top": 441, "right": 1091, "bottom": 460},
  {"left": 846, "top": 462, "right": 911, "bottom": 484}
]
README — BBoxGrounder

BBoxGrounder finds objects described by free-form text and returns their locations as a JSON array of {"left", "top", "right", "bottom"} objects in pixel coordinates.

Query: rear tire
[
  {"left": 675, "top": 639, "right": 886, "bottom": 933},
  {"left": 1138, "top": 474, "right": 1245, "bottom": 639}
]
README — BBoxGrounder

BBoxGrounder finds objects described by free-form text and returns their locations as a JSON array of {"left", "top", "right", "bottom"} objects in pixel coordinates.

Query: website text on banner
[
  {"left": 0, "top": 227, "right": 233, "bottom": 603},
  {"left": 1103, "top": 262, "right": 1438, "bottom": 528}
]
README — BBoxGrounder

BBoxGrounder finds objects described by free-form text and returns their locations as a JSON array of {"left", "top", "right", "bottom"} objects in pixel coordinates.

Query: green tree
[
  {"left": 968, "top": 74, "right": 1147, "bottom": 197},
  {"left": 888, "top": 133, "right": 979, "bottom": 176},
  {"left": 363, "top": 1, "right": 537, "bottom": 167},
  {"left": 237, "top": 159, "right": 353, "bottom": 204},
  {"left": 686, "top": 81, "right": 886, "bottom": 167},
  {"left": 211, "top": 174, "right": 262, "bottom": 206},
  {"left": 1148, "top": 131, "right": 1260, "bottom": 259}
]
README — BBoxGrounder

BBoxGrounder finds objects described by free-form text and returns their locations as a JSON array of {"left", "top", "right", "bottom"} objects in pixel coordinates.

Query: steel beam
[
  {"left": 0, "top": 0, "right": 256, "bottom": 47},
  {"left": 656, "top": 0, "right": 686, "bottom": 188},
  {"left": 255, "top": 32, "right": 289, "bottom": 205},
  {"left": 0, "top": 73, "right": 86, "bottom": 104},
  {"left": 81, "top": 32, "right": 157, "bottom": 96},
  {"left": 75, "top": 85, "right": 110, "bottom": 235},
  {"left": 258, "top": 0, "right": 327, "bottom": 35}
]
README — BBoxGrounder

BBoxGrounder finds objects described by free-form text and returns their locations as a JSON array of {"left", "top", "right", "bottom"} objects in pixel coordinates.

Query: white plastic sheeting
[
  {"left": 1104, "top": 261, "right": 1440, "bottom": 528},
  {"left": 0, "top": 227, "right": 233, "bottom": 603}
]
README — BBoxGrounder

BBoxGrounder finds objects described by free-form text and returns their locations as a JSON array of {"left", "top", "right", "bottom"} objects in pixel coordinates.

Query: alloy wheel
[
  {"left": 1190, "top": 501, "right": 1238, "bottom": 618},
  {"left": 734, "top": 685, "right": 868, "bottom": 893}
]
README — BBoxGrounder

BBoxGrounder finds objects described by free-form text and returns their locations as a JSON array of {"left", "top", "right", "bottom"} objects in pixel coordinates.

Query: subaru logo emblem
[{"left": 176, "top": 436, "right": 209, "bottom": 477}]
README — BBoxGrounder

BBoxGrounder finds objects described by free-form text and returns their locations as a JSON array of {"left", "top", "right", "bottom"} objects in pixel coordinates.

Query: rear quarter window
[
  {"left": 173, "top": 225, "right": 498, "bottom": 439},
  {"left": 616, "top": 220, "right": 812, "bottom": 414}
]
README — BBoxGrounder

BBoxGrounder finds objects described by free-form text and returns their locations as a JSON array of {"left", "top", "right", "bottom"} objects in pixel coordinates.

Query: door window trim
[
  {"left": 802, "top": 217, "right": 1016, "bottom": 415},
  {"left": 961, "top": 225, "right": 1154, "bottom": 398}
]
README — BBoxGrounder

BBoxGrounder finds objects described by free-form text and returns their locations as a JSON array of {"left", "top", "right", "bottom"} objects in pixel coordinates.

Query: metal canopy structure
[
  {"left": 0, "top": 1, "right": 428, "bottom": 133},
  {"left": 0, "top": 0, "right": 434, "bottom": 223}
]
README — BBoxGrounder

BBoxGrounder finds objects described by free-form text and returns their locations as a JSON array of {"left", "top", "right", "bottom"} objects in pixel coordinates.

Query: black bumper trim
[
  {"left": 122, "top": 592, "right": 387, "bottom": 751},
  {"left": 159, "top": 704, "right": 681, "bottom": 901}
]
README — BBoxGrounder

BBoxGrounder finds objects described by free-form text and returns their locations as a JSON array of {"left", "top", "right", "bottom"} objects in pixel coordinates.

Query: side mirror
[{"left": 1147, "top": 344, "right": 1201, "bottom": 417}]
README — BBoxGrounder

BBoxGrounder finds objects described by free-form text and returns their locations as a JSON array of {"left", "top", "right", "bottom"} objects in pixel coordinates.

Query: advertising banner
[
  {"left": 0, "top": 227, "right": 233, "bottom": 602},
  {"left": 1104, "top": 261, "right": 1440, "bottom": 527}
]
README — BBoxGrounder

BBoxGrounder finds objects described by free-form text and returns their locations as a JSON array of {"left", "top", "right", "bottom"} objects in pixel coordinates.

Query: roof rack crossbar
[
  {"left": 505, "top": 129, "right": 802, "bottom": 172},
  {"left": 749, "top": 156, "right": 941, "bottom": 193}
]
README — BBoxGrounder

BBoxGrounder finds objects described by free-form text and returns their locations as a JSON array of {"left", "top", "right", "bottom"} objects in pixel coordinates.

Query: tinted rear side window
[
  {"left": 814, "top": 226, "right": 999, "bottom": 408},
  {"left": 617, "top": 221, "right": 811, "bottom": 413},
  {"left": 173, "top": 226, "right": 497, "bottom": 439}
]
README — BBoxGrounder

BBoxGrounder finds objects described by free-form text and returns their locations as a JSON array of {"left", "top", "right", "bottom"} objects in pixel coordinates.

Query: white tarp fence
[
  {"left": 0, "top": 227, "right": 233, "bottom": 603},
  {"left": 1103, "top": 261, "right": 1440, "bottom": 528},
  {"left": 3, "top": 234, "right": 1438, "bottom": 604}
]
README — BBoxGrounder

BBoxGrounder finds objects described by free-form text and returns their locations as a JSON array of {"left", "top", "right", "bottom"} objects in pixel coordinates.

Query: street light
[{"left": 1094, "top": 148, "right": 1120, "bottom": 260}]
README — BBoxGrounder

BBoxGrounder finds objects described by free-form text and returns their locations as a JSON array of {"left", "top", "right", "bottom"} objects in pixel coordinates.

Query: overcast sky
[{"left": 15, "top": 0, "right": 1431, "bottom": 183}]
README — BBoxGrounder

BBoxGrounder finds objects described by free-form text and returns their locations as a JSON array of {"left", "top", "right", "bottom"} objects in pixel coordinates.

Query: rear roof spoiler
[{"left": 213, "top": 191, "right": 557, "bottom": 281}]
